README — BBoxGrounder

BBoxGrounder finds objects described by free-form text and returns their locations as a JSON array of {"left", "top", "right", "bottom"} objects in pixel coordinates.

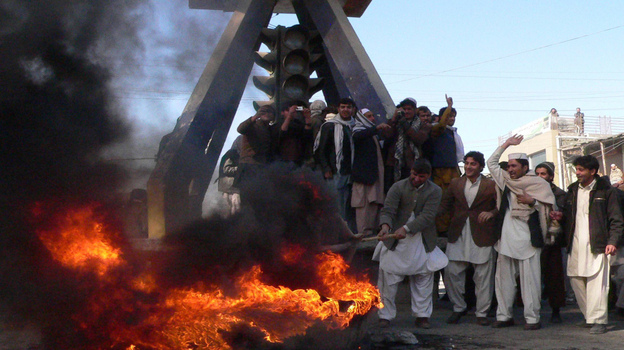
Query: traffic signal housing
[{"left": 253, "top": 24, "right": 324, "bottom": 112}]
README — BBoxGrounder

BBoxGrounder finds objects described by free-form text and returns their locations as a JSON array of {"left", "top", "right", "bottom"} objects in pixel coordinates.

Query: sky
[{"left": 109, "top": 0, "right": 624, "bottom": 200}]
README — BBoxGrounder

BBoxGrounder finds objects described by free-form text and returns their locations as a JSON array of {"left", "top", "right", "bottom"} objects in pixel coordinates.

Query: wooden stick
[{"left": 361, "top": 233, "right": 398, "bottom": 242}]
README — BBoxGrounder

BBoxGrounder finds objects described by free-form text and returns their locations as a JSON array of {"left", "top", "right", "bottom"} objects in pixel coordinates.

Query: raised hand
[
  {"left": 445, "top": 94, "right": 453, "bottom": 108},
  {"left": 504, "top": 134, "right": 524, "bottom": 147}
]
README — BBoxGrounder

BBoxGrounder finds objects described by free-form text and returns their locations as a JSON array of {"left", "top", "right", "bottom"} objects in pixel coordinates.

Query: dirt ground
[
  {"left": 2, "top": 288, "right": 624, "bottom": 350},
  {"left": 350, "top": 246, "right": 624, "bottom": 350},
  {"left": 361, "top": 286, "right": 624, "bottom": 350}
]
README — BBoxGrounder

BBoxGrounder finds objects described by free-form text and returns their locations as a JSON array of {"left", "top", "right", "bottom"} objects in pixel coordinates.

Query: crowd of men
[{"left": 217, "top": 96, "right": 624, "bottom": 335}]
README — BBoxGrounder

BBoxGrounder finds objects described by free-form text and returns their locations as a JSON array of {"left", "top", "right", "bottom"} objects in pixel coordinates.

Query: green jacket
[{"left": 379, "top": 178, "right": 442, "bottom": 252}]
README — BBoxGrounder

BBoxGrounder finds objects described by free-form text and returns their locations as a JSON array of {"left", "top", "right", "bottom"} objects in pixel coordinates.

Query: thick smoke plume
[
  {"left": 0, "top": 2, "right": 368, "bottom": 348},
  {"left": 0, "top": 0, "right": 141, "bottom": 333},
  {"left": 0, "top": 0, "right": 228, "bottom": 346}
]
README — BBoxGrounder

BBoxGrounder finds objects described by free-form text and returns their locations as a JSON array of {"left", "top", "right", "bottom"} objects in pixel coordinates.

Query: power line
[{"left": 388, "top": 24, "right": 624, "bottom": 85}]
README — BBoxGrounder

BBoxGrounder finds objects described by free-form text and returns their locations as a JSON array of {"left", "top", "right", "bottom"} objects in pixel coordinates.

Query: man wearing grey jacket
[{"left": 374, "top": 159, "right": 442, "bottom": 329}]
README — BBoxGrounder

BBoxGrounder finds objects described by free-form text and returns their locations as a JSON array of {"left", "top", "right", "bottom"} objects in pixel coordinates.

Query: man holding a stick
[{"left": 372, "top": 159, "right": 442, "bottom": 329}]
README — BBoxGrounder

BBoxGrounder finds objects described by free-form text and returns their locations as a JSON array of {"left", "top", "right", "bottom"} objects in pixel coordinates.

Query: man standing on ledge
[
  {"left": 551, "top": 155, "right": 623, "bottom": 334},
  {"left": 315, "top": 98, "right": 356, "bottom": 230},
  {"left": 487, "top": 135, "right": 555, "bottom": 330}
]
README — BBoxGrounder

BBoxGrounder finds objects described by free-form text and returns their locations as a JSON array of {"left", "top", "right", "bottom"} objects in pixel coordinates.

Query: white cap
[
  {"left": 360, "top": 108, "right": 371, "bottom": 115},
  {"left": 508, "top": 153, "right": 528, "bottom": 160}
]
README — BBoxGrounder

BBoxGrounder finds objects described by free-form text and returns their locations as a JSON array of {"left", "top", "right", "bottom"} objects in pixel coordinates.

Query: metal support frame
[
  {"left": 148, "top": 0, "right": 393, "bottom": 237},
  {"left": 147, "top": 0, "right": 276, "bottom": 238},
  {"left": 292, "top": 0, "right": 394, "bottom": 117}
]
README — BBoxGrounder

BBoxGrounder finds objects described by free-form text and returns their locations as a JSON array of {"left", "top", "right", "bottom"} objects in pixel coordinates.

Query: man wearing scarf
[
  {"left": 487, "top": 135, "right": 555, "bottom": 330},
  {"left": 351, "top": 108, "right": 391, "bottom": 236},
  {"left": 314, "top": 98, "right": 356, "bottom": 229},
  {"left": 390, "top": 97, "right": 420, "bottom": 183}
]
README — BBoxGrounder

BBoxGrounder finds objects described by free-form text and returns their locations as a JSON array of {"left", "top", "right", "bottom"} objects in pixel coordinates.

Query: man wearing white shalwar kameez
[
  {"left": 551, "top": 155, "right": 623, "bottom": 334},
  {"left": 439, "top": 151, "right": 499, "bottom": 326},
  {"left": 373, "top": 159, "right": 442, "bottom": 329},
  {"left": 487, "top": 135, "right": 555, "bottom": 330}
]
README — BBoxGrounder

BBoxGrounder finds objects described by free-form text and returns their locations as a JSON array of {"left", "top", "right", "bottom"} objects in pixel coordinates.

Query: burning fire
[
  {"left": 35, "top": 204, "right": 381, "bottom": 349},
  {"left": 37, "top": 205, "right": 124, "bottom": 276}
]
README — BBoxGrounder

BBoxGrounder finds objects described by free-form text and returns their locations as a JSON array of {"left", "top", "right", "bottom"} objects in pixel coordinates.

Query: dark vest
[{"left": 496, "top": 187, "right": 544, "bottom": 248}]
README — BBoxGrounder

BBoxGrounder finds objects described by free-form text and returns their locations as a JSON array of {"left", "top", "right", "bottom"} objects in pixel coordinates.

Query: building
[{"left": 497, "top": 113, "right": 624, "bottom": 188}]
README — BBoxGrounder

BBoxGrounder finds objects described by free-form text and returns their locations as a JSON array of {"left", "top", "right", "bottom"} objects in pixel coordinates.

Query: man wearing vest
[
  {"left": 438, "top": 151, "right": 498, "bottom": 326},
  {"left": 486, "top": 135, "right": 555, "bottom": 330}
]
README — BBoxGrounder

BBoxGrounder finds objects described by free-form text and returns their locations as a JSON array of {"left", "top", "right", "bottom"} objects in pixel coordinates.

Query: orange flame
[
  {"left": 37, "top": 206, "right": 123, "bottom": 276},
  {"left": 141, "top": 252, "right": 381, "bottom": 349},
  {"left": 36, "top": 205, "right": 381, "bottom": 349}
]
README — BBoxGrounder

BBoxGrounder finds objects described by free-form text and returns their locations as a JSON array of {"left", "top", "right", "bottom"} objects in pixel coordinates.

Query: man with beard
[
  {"left": 487, "top": 135, "right": 555, "bottom": 330},
  {"left": 438, "top": 151, "right": 498, "bottom": 326},
  {"left": 389, "top": 97, "right": 420, "bottom": 183},
  {"left": 551, "top": 155, "right": 623, "bottom": 334},
  {"left": 373, "top": 159, "right": 442, "bottom": 329}
]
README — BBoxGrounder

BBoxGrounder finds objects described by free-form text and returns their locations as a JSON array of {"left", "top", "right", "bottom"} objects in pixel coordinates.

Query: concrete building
[{"left": 497, "top": 113, "right": 624, "bottom": 188}]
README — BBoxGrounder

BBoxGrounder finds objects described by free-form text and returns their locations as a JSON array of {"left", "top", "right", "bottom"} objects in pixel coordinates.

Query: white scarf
[
  {"left": 313, "top": 114, "right": 354, "bottom": 173},
  {"left": 353, "top": 110, "right": 374, "bottom": 133}
]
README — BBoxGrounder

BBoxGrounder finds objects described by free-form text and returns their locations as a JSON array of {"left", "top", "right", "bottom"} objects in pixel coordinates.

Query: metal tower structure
[{"left": 147, "top": 0, "right": 394, "bottom": 238}]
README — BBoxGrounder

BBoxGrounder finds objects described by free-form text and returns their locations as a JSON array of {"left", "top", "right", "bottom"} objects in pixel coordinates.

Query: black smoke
[
  {"left": 160, "top": 164, "right": 350, "bottom": 293},
  {"left": 0, "top": 0, "right": 144, "bottom": 339},
  {"left": 0, "top": 0, "right": 227, "bottom": 347},
  {"left": 0, "top": 1, "right": 367, "bottom": 348}
]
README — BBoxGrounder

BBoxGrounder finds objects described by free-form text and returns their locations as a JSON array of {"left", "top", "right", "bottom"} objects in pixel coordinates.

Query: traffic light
[{"left": 253, "top": 25, "right": 324, "bottom": 112}]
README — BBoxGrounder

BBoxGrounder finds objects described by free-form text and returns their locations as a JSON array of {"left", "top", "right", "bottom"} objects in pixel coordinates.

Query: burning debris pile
[
  {"left": 27, "top": 166, "right": 381, "bottom": 349},
  {"left": 0, "top": 2, "right": 380, "bottom": 349}
]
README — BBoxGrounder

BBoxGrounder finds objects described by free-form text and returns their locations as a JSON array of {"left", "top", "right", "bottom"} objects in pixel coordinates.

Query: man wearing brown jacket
[{"left": 438, "top": 151, "right": 498, "bottom": 326}]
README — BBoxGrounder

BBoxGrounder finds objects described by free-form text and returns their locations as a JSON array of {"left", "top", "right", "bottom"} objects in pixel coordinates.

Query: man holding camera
[
  {"left": 236, "top": 105, "right": 280, "bottom": 205},
  {"left": 278, "top": 102, "right": 313, "bottom": 167}
]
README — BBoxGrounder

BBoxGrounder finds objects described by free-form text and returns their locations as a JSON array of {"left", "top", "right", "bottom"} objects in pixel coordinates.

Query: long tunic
[
  {"left": 446, "top": 175, "right": 493, "bottom": 264},
  {"left": 487, "top": 146, "right": 539, "bottom": 260},
  {"left": 567, "top": 179, "right": 604, "bottom": 277}
]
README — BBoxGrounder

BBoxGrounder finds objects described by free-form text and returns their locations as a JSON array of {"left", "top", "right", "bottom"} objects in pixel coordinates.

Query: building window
[{"left": 529, "top": 150, "right": 546, "bottom": 168}]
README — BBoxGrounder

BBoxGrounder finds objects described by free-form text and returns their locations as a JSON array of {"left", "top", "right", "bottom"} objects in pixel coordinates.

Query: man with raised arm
[{"left": 487, "top": 135, "right": 555, "bottom": 330}]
